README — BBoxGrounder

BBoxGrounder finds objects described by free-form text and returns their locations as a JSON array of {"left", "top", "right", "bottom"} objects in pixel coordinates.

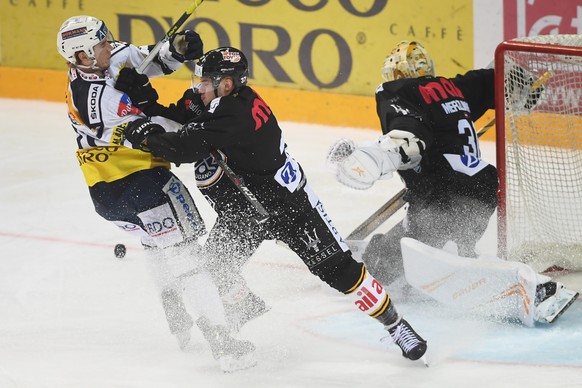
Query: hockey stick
[
  {"left": 136, "top": 0, "right": 204, "bottom": 74},
  {"left": 346, "top": 188, "right": 407, "bottom": 240},
  {"left": 346, "top": 119, "right": 494, "bottom": 241},
  {"left": 209, "top": 150, "right": 271, "bottom": 224}
]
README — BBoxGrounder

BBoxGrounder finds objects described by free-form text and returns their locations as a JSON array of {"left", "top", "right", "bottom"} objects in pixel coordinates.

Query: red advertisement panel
[{"left": 504, "top": 0, "right": 582, "bottom": 39}]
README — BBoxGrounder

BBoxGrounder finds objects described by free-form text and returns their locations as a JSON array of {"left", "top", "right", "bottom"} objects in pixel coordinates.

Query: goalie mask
[
  {"left": 381, "top": 41, "right": 435, "bottom": 82},
  {"left": 57, "top": 15, "right": 114, "bottom": 66},
  {"left": 192, "top": 47, "right": 249, "bottom": 94}
]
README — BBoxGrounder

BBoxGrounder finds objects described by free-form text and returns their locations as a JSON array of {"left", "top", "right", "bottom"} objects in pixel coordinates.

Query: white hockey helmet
[
  {"left": 381, "top": 40, "right": 435, "bottom": 82},
  {"left": 56, "top": 15, "right": 113, "bottom": 65}
]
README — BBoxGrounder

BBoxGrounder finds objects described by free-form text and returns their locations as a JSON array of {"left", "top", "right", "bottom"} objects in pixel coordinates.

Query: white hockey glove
[
  {"left": 336, "top": 141, "right": 400, "bottom": 190},
  {"left": 383, "top": 130, "right": 425, "bottom": 170},
  {"left": 326, "top": 137, "right": 356, "bottom": 172}
]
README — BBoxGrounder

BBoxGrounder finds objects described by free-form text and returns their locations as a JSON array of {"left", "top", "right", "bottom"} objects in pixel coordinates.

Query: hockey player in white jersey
[
  {"left": 328, "top": 40, "right": 578, "bottom": 326},
  {"left": 57, "top": 15, "right": 256, "bottom": 372}
]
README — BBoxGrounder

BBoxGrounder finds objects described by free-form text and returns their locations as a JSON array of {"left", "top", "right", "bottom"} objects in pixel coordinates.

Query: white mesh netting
[{"left": 500, "top": 35, "right": 582, "bottom": 272}]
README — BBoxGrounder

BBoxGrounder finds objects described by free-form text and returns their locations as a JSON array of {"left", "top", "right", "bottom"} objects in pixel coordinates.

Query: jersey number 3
[{"left": 458, "top": 118, "right": 480, "bottom": 159}]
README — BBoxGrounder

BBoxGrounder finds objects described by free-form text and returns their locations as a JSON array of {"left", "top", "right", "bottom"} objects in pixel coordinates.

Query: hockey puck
[{"left": 114, "top": 244, "right": 127, "bottom": 258}]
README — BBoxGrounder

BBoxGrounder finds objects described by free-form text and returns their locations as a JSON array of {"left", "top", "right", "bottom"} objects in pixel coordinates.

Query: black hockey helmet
[{"left": 193, "top": 47, "right": 249, "bottom": 92}]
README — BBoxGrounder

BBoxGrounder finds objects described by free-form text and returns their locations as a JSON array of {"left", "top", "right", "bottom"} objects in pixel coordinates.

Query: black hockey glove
[
  {"left": 115, "top": 67, "right": 159, "bottom": 112},
  {"left": 169, "top": 30, "right": 203, "bottom": 62},
  {"left": 123, "top": 118, "right": 165, "bottom": 151}
]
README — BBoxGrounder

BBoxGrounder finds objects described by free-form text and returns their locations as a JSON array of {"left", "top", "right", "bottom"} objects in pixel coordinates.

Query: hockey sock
[{"left": 345, "top": 269, "right": 398, "bottom": 326}]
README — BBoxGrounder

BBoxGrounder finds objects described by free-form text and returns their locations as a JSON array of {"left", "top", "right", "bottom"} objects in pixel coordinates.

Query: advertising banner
[
  {"left": 1, "top": 0, "right": 473, "bottom": 96},
  {"left": 503, "top": 0, "right": 582, "bottom": 39}
]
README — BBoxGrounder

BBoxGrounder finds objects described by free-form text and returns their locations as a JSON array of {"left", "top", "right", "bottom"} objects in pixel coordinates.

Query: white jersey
[{"left": 65, "top": 40, "right": 181, "bottom": 186}]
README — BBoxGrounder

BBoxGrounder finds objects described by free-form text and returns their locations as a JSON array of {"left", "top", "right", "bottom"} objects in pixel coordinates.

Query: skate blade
[
  {"left": 545, "top": 290, "right": 579, "bottom": 323},
  {"left": 219, "top": 353, "right": 258, "bottom": 373}
]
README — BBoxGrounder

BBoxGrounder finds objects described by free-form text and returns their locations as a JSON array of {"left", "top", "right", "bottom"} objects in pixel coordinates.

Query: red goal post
[{"left": 494, "top": 35, "right": 582, "bottom": 272}]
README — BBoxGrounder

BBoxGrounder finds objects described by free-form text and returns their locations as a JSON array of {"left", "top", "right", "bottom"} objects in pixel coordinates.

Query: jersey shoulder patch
[{"left": 69, "top": 72, "right": 107, "bottom": 130}]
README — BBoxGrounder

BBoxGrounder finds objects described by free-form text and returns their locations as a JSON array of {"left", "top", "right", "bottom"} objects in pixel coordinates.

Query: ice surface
[{"left": 0, "top": 98, "right": 580, "bottom": 388}]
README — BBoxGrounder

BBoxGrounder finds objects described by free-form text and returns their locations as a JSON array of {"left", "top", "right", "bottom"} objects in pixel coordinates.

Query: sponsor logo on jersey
[
  {"left": 209, "top": 97, "right": 221, "bottom": 113},
  {"left": 279, "top": 161, "right": 297, "bottom": 184},
  {"left": 117, "top": 94, "right": 141, "bottom": 117},
  {"left": 110, "top": 124, "right": 126, "bottom": 146},
  {"left": 185, "top": 99, "right": 204, "bottom": 116},
  {"left": 194, "top": 156, "right": 223, "bottom": 187},
  {"left": 88, "top": 84, "right": 103, "bottom": 124},
  {"left": 460, "top": 154, "right": 480, "bottom": 168},
  {"left": 418, "top": 78, "right": 464, "bottom": 104},
  {"left": 251, "top": 95, "right": 272, "bottom": 130},
  {"left": 76, "top": 146, "right": 119, "bottom": 165}
]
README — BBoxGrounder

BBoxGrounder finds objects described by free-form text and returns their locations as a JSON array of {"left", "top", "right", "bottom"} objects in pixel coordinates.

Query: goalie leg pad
[{"left": 400, "top": 237, "right": 540, "bottom": 326}]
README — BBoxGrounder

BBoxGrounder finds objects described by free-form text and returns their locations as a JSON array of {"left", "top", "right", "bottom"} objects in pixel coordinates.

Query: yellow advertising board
[{"left": 0, "top": 0, "right": 475, "bottom": 129}]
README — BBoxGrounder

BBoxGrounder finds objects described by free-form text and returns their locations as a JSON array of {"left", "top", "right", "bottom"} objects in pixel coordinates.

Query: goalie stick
[
  {"left": 136, "top": 0, "right": 205, "bottom": 74},
  {"left": 346, "top": 70, "right": 553, "bottom": 241},
  {"left": 209, "top": 150, "right": 271, "bottom": 224}
]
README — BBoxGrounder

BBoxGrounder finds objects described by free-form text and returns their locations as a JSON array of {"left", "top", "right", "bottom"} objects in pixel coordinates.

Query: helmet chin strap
[
  {"left": 76, "top": 62, "right": 100, "bottom": 71},
  {"left": 75, "top": 51, "right": 101, "bottom": 71}
]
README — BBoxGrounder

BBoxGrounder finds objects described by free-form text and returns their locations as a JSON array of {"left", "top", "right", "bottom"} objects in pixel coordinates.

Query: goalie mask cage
[{"left": 495, "top": 35, "right": 582, "bottom": 272}]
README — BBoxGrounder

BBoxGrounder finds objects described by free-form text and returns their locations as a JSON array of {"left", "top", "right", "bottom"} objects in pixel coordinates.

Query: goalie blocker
[{"left": 400, "top": 237, "right": 579, "bottom": 326}]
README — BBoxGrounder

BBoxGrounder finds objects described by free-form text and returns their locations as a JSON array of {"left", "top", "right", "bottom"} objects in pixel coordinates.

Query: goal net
[{"left": 495, "top": 35, "right": 582, "bottom": 272}]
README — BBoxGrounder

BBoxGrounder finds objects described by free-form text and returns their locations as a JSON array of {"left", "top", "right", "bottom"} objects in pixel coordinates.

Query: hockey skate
[
  {"left": 384, "top": 317, "right": 427, "bottom": 363},
  {"left": 196, "top": 317, "right": 257, "bottom": 373},
  {"left": 535, "top": 281, "right": 579, "bottom": 324},
  {"left": 161, "top": 288, "right": 195, "bottom": 351},
  {"left": 175, "top": 329, "right": 192, "bottom": 351},
  {"left": 225, "top": 292, "right": 271, "bottom": 332}
]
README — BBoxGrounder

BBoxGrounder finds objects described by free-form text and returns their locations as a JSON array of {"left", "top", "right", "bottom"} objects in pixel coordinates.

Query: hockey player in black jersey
[
  {"left": 120, "top": 46, "right": 428, "bottom": 362},
  {"left": 116, "top": 59, "right": 271, "bottom": 334},
  {"left": 329, "top": 41, "right": 578, "bottom": 326},
  {"left": 330, "top": 40, "right": 498, "bottom": 284}
]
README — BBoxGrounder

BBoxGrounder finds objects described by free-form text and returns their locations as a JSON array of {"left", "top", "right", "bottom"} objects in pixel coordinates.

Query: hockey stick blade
[{"left": 136, "top": 0, "right": 205, "bottom": 74}]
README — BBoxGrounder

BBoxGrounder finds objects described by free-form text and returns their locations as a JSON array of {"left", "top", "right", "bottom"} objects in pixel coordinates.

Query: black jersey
[
  {"left": 377, "top": 69, "right": 494, "bottom": 159},
  {"left": 375, "top": 69, "right": 495, "bottom": 198},
  {"left": 147, "top": 86, "right": 306, "bottom": 213}
]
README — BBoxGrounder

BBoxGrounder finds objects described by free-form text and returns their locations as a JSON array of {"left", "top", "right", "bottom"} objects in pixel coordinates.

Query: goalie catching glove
[{"left": 335, "top": 130, "right": 425, "bottom": 190}]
